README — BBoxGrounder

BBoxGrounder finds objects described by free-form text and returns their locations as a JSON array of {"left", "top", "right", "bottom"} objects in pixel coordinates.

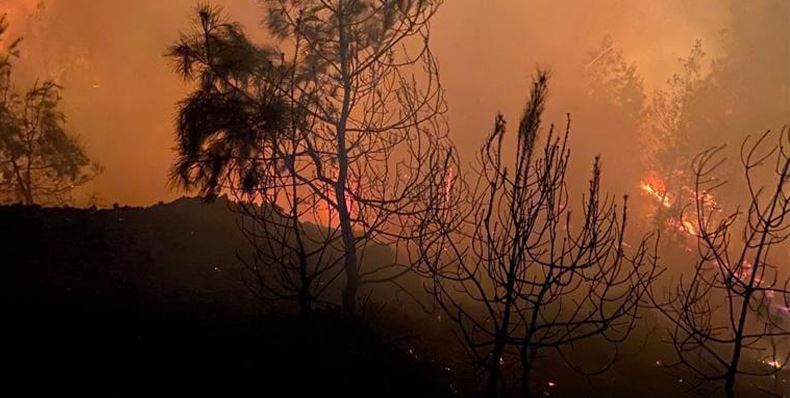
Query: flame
[
  {"left": 665, "top": 218, "right": 698, "bottom": 236},
  {"left": 763, "top": 359, "right": 783, "bottom": 369},
  {"left": 642, "top": 172, "right": 790, "bottom": 322},
  {"left": 639, "top": 171, "right": 722, "bottom": 241},
  {"left": 444, "top": 167, "right": 454, "bottom": 204},
  {"left": 639, "top": 173, "right": 671, "bottom": 208}
]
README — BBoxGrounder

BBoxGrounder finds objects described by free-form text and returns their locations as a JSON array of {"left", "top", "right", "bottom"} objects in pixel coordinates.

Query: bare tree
[
  {"left": 0, "top": 15, "right": 99, "bottom": 205},
  {"left": 262, "top": 0, "right": 449, "bottom": 315},
  {"left": 416, "top": 71, "right": 657, "bottom": 398},
  {"left": 649, "top": 128, "right": 790, "bottom": 398},
  {"left": 169, "top": 1, "right": 449, "bottom": 315}
]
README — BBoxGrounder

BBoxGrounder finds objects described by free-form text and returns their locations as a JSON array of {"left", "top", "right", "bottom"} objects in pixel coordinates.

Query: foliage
[
  {"left": 168, "top": 2, "right": 450, "bottom": 314},
  {"left": 0, "top": 15, "right": 98, "bottom": 205},
  {"left": 641, "top": 41, "right": 709, "bottom": 228},
  {"left": 584, "top": 35, "right": 644, "bottom": 123}
]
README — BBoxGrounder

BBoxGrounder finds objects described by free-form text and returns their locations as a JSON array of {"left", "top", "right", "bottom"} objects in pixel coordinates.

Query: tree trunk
[
  {"left": 11, "top": 160, "right": 33, "bottom": 205},
  {"left": 338, "top": 198, "right": 359, "bottom": 314},
  {"left": 486, "top": 254, "right": 522, "bottom": 397},
  {"left": 485, "top": 339, "right": 506, "bottom": 398},
  {"left": 20, "top": 185, "right": 33, "bottom": 205},
  {"left": 293, "top": 177, "right": 312, "bottom": 315},
  {"left": 297, "top": 260, "right": 313, "bottom": 315},
  {"left": 335, "top": 0, "right": 358, "bottom": 316},
  {"left": 520, "top": 348, "right": 536, "bottom": 398},
  {"left": 724, "top": 371, "right": 736, "bottom": 398},
  {"left": 725, "top": 323, "right": 743, "bottom": 398}
]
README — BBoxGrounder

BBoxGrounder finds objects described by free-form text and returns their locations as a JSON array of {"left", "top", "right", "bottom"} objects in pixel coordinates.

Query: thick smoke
[{"left": 3, "top": 0, "right": 787, "bottom": 207}]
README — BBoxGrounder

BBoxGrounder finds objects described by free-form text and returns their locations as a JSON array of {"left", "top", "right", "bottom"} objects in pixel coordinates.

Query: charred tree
[
  {"left": 417, "top": 71, "right": 657, "bottom": 398},
  {"left": 649, "top": 128, "right": 790, "bottom": 398},
  {"left": 168, "top": 2, "right": 450, "bottom": 315}
]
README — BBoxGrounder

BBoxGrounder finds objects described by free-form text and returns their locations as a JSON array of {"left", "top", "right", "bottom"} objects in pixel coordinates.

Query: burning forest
[{"left": 1, "top": 1, "right": 789, "bottom": 397}]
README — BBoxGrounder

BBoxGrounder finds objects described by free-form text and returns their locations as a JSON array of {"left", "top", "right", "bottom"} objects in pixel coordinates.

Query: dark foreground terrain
[
  {"left": 1, "top": 198, "right": 453, "bottom": 397},
  {"left": 2, "top": 199, "right": 787, "bottom": 397}
]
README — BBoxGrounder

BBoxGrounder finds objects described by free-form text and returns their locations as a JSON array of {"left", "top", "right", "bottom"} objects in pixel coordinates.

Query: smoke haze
[{"left": 1, "top": 0, "right": 786, "bottom": 206}]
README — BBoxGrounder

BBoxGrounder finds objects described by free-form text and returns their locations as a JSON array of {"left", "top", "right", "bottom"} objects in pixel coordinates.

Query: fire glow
[
  {"left": 638, "top": 172, "right": 723, "bottom": 240},
  {"left": 639, "top": 172, "right": 698, "bottom": 238},
  {"left": 639, "top": 173, "right": 672, "bottom": 209}
]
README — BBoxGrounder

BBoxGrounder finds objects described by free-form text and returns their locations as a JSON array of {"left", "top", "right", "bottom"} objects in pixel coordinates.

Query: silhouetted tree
[
  {"left": 663, "top": 1, "right": 790, "bottom": 216},
  {"left": 168, "top": 5, "right": 324, "bottom": 314},
  {"left": 262, "top": 0, "right": 448, "bottom": 315},
  {"left": 582, "top": 35, "right": 646, "bottom": 194},
  {"left": 642, "top": 41, "right": 708, "bottom": 234},
  {"left": 417, "top": 71, "right": 658, "bottom": 398},
  {"left": 0, "top": 15, "right": 99, "bottom": 205},
  {"left": 649, "top": 129, "right": 790, "bottom": 398},
  {"left": 584, "top": 35, "right": 645, "bottom": 126},
  {"left": 643, "top": 41, "right": 714, "bottom": 241},
  {"left": 681, "top": 0, "right": 790, "bottom": 160},
  {"left": 169, "top": 2, "right": 449, "bottom": 315}
]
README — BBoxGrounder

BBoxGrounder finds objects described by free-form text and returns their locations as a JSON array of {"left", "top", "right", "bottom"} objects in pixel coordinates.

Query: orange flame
[{"left": 639, "top": 172, "right": 671, "bottom": 208}]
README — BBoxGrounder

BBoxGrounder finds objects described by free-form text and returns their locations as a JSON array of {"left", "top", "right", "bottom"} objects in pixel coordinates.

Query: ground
[{"left": 2, "top": 198, "right": 787, "bottom": 397}]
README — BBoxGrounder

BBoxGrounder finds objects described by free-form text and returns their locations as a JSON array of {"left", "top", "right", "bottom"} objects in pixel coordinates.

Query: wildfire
[
  {"left": 763, "top": 359, "right": 784, "bottom": 370},
  {"left": 666, "top": 217, "right": 698, "bottom": 237},
  {"left": 444, "top": 167, "right": 455, "bottom": 204},
  {"left": 639, "top": 172, "right": 696, "bottom": 238},
  {"left": 639, "top": 173, "right": 671, "bottom": 208},
  {"left": 639, "top": 171, "right": 722, "bottom": 240}
]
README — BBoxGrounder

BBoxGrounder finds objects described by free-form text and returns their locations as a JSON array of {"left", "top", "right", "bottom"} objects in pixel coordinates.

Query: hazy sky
[{"left": 2, "top": 0, "right": 734, "bottom": 206}]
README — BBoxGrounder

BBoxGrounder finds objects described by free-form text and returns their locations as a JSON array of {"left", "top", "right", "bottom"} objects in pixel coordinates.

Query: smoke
[
  {"left": 0, "top": 0, "right": 41, "bottom": 35},
  {"left": 3, "top": 0, "right": 786, "bottom": 207},
  {"left": 3, "top": 0, "right": 264, "bottom": 205}
]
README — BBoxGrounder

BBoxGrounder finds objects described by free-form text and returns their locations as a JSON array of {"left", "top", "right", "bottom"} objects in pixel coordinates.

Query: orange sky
[{"left": 3, "top": 0, "right": 733, "bottom": 206}]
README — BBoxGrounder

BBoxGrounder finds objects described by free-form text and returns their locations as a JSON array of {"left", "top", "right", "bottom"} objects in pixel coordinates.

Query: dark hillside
[
  {"left": 2, "top": 198, "right": 785, "bottom": 397},
  {"left": 0, "top": 198, "right": 454, "bottom": 397},
  {"left": 3, "top": 196, "right": 256, "bottom": 317}
]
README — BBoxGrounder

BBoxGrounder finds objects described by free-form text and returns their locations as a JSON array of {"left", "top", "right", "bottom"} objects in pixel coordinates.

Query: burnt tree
[
  {"left": 169, "top": 2, "right": 450, "bottom": 314},
  {"left": 649, "top": 128, "right": 790, "bottom": 398},
  {"left": 417, "top": 71, "right": 657, "bottom": 398}
]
